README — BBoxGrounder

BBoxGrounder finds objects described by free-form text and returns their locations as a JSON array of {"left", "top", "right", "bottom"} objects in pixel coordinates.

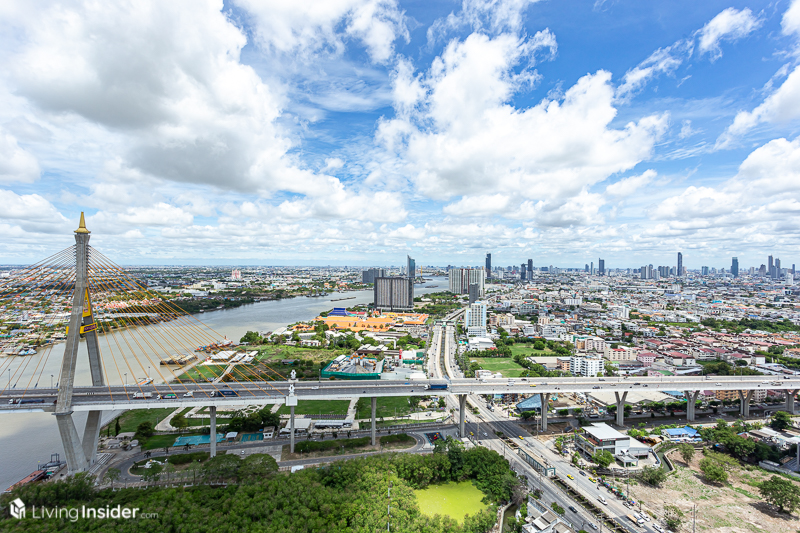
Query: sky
[{"left": 1, "top": 0, "right": 800, "bottom": 269}]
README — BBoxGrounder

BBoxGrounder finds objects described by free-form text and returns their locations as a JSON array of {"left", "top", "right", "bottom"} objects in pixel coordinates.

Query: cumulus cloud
[
  {"left": 427, "top": 0, "right": 544, "bottom": 46},
  {"left": 605, "top": 170, "right": 656, "bottom": 197},
  {"left": 381, "top": 32, "right": 666, "bottom": 214},
  {"left": 0, "top": 129, "right": 40, "bottom": 183},
  {"left": 0, "top": 190, "right": 68, "bottom": 233},
  {"left": 697, "top": 7, "right": 761, "bottom": 60},
  {"left": 234, "top": 0, "right": 408, "bottom": 63}
]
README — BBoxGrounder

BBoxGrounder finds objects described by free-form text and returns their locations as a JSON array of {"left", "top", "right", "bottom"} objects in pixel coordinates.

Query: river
[{"left": 0, "top": 277, "right": 448, "bottom": 490}]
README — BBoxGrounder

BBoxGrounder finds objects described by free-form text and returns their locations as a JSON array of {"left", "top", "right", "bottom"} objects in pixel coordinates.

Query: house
[{"left": 664, "top": 352, "right": 695, "bottom": 366}]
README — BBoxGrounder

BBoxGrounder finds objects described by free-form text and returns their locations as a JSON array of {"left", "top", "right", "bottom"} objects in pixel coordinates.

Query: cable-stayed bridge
[{"left": 1, "top": 215, "right": 799, "bottom": 476}]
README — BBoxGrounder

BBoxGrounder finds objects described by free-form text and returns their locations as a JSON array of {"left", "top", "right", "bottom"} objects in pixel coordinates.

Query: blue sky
[{"left": 1, "top": 0, "right": 800, "bottom": 270}]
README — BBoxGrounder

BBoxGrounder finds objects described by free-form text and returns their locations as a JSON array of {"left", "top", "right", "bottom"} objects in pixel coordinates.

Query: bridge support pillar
[
  {"left": 684, "top": 390, "right": 700, "bottom": 422},
  {"left": 615, "top": 391, "right": 628, "bottom": 427},
  {"left": 786, "top": 390, "right": 797, "bottom": 414},
  {"left": 738, "top": 390, "right": 753, "bottom": 418},
  {"left": 290, "top": 405, "right": 295, "bottom": 454},
  {"left": 458, "top": 394, "right": 467, "bottom": 438},
  {"left": 371, "top": 397, "right": 377, "bottom": 446},
  {"left": 55, "top": 412, "right": 88, "bottom": 475},
  {"left": 82, "top": 410, "right": 102, "bottom": 467},
  {"left": 209, "top": 406, "right": 217, "bottom": 458},
  {"left": 539, "top": 393, "right": 549, "bottom": 432}
]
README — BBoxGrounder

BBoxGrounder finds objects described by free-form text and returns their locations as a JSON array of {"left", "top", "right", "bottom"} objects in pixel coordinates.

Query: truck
[
  {"left": 7, "top": 398, "right": 45, "bottom": 405},
  {"left": 159, "top": 393, "right": 177, "bottom": 400},
  {"left": 133, "top": 392, "right": 153, "bottom": 399},
  {"left": 426, "top": 382, "right": 448, "bottom": 390},
  {"left": 214, "top": 389, "right": 238, "bottom": 397},
  {"left": 627, "top": 515, "right": 640, "bottom": 526}
]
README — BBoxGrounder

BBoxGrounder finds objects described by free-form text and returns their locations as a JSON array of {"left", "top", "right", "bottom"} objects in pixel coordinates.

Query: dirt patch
[{"left": 631, "top": 448, "right": 800, "bottom": 533}]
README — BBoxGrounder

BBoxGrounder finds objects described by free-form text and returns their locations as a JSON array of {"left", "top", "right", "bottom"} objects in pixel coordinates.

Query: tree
[
  {"left": 770, "top": 411, "right": 793, "bottom": 431},
  {"left": 759, "top": 475, "right": 800, "bottom": 513},
  {"left": 141, "top": 464, "right": 162, "bottom": 484},
  {"left": 592, "top": 450, "right": 614, "bottom": 468},
  {"left": 114, "top": 417, "right": 120, "bottom": 437},
  {"left": 677, "top": 443, "right": 695, "bottom": 464},
  {"left": 551, "top": 502, "right": 565, "bottom": 515},
  {"left": 172, "top": 413, "right": 188, "bottom": 433},
  {"left": 202, "top": 454, "right": 242, "bottom": 483},
  {"left": 104, "top": 468, "right": 120, "bottom": 488},
  {"left": 664, "top": 505, "right": 684, "bottom": 531},
  {"left": 639, "top": 466, "right": 667, "bottom": 487},
  {"left": 533, "top": 340, "right": 545, "bottom": 351},
  {"left": 239, "top": 453, "right": 279, "bottom": 483},
  {"left": 699, "top": 457, "right": 728, "bottom": 483},
  {"left": 240, "top": 331, "right": 262, "bottom": 344},
  {"left": 438, "top": 398, "right": 446, "bottom": 408},
  {"left": 135, "top": 421, "right": 155, "bottom": 440}
]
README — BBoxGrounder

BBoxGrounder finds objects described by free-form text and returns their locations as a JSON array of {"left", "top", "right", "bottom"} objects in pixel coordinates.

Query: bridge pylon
[{"left": 54, "top": 212, "right": 105, "bottom": 475}]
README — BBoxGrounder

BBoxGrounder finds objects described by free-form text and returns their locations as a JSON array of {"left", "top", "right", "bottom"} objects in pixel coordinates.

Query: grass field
[
  {"left": 355, "top": 396, "right": 412, "bottom": 419},
  {"left": 414, "top": 481, "right": 489, "bottom": 523},
  {"left": 110, "top": 408, "right": 176, "bottom": 434},
  {"left": 509, "top": 345, "right": 554, "bottom": 357},
  {"left": 472, "top": 357, "right": 526, "bottom": 377},
  {"left": 276, "top": 399, "right": 350, "bottom": 416}
]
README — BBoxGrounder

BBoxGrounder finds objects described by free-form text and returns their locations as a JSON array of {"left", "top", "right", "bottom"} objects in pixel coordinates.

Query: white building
[
  {"left": 569, "top": 356, "right": 604, "bottom": 377},
  {"left": 464, "top": 301, "right": 488, "bottom": 337},
  {"left": 449, "top": 268, "right": 485, "bottom": 296}
]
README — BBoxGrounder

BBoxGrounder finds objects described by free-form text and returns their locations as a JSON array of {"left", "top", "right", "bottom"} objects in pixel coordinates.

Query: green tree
[
  {"left": 639, "top": 466, "right": 667, "bottom": 487},
  {"left": 592, "top": 450, "right": 614, "bottom": 468},
  {"left": 172, "top": 413, "right": 188, "bottom": 432},
  {"left": 770, "top": 411, "right": 793, "bottom": 431},
  {"left": 238, "top": 453, "right": 279, "bottom": 483},
  {"left": 202, "top": 454, "right": 242, "bottom": 483},
  {"left": 114, "top": 417, "right": 120, "bottom": 436},
  {"left": 699, "top": 457, "right": 728, "bottom": 483},
  {"left": 664, "top": 505, "right": 684, "bottom": 530},
  {"left": 104, "top": 467, "right": 120, "bottom": 488},
  {"left": 240, "top": 331, "right": 262, "bottom": 344},
  {"left": 551, "top": 502, "right": 565, "bottom": 515},
  {"left": 677, "top": 443, "right": 695, "bottom": 464},
  {"left": 141, "top": 464, "right": 162, "bottom": 484},
  {"left": 759, "top": 475, "right": 800, "bottom": 514},
  {"left": 134, "top": 421, "right": 155, "bottom": 440}
]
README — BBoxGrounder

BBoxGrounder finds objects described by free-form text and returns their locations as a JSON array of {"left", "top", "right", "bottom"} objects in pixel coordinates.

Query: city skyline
[{"left": 2, "top": 1, "right": 800, "bottom": 267}]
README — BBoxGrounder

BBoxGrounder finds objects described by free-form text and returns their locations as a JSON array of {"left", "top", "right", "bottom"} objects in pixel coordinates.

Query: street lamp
[
  {"left": 124, "top": 373, "right": 128, "bottom": 388},
  {"left": 51, "top": 375, "right": 53, "bottom": 389}
]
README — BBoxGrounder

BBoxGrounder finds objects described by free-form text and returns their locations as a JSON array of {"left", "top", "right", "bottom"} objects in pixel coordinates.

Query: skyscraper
[
  {"left": 362, "top": 268, "right": 387, "bottom": 284},
  {"left": 731, "top": 257, "right": 739, "bottom": 278},
  {"left": 769, "top": 255, "right": 774, "bottom": 278},
  {"left": 527, "top": 259, "right": 533, "bottom": 276},
  {"left": 598, "top": 258, "right": 605, "bottom": 276},
  {"left": 485, "top": 253, "right": 492, "bottom": 277},
  {"left": 775, "top": 257, "right": 781, "bottom": 279},
  {"left": 520, "top": 263, "right": 526, "bottom": 280},
  {"left": 677, "top": 252, "right": 683, "bottom": 277},
  {"left": 406, "top": 255, "right": 415, "bottom": 280},
  {"left": 701, "top": 266, "right": 709, "bottom": 276},
  {"left": 449, "top": 268, "right": 485, "bottom": 295},
  {"left": 374, "top": 277, "right": 413, "bottom": 311}
]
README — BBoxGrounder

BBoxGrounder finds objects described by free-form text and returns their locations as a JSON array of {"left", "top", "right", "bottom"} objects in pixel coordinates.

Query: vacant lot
[
  {"left": 276, "top": 399, "right": 350, "bottom": 416},
  {"left": 414, "top": 481, "right": 490, "bottom": 524},
  {"left": 109, "top": 408, "right": 176, "bottom": 434},
  {"left": 632, "top": 448, "right": 800, "bottom": 533},
  {"left": 510, "top": 344, "right": 554, "bottom": 357},
  {"left": 472, "top": 357, "right": 526, "bottom": 377},
  {"left": 356, "top": 396, "right": 412, "bottom": 419}
]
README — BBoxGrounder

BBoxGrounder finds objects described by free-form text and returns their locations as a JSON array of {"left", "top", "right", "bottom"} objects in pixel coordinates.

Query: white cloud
[
  {"left": 427, "top": 0, "right": 544, "bottom": 46},
  {"left": 616, "top": 43, "right": 689, "bottom": 100},
  {"left": 717, "top": 65, "right": 800, "bottom": 147},
  {"left": 234, "top": 0, "right": 408, "bottom": 63},
  {"left": 0, "top": 189, "right": 68, "bottom": 232},
  {"left": 782, "top": 0, "right": 800, "bottom": 37},
  {"left": 605, "top": 170, "right": 656, "bottom": 197},
  {"left": 442, "top": 194, "right": 512, "bottom": 216},
  {"left": 381, "top": 32, "right": 666, "bottom": 212},
  {"left": 0, "top": 129, "right": 40, "bottom": 183},
  {"left": 697, "top": 7, "right": 761, "bottom": 60}
]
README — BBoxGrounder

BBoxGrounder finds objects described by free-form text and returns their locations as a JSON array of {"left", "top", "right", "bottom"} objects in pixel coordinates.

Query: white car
[
  {"left": 597, "top": 496, "right": 607, "bottom": 505},
  {"left": 653, "top": 525, "right": 664, "bottom": 533},
  {"left": 182, "top": 391, "right": 194, "bottom": 397}
]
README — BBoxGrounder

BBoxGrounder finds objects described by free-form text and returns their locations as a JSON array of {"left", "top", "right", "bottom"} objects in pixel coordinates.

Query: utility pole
[{"left": 693, "top": 503, "right": 696, "bottom": 533}]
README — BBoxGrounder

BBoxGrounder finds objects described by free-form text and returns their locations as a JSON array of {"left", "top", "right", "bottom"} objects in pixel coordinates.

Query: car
[
  {"left": 580, "top": 470, "right": 587, "bottom": 476},
  {"left": 588, "top": 477, "right": 596, "bottom": 483},
  {"left": 643, "top": 384, "right": 649, "bottom": 387},
  {"left": 519, "top": 436, "right": 524, "bottom": 440},
  {"left": 597, "top": 496, "right": 607, "bottom": 505},
  {"left": 715, "top": 383, "right": 722, "bottom": 386},
  {"left": 785, "top": 376, "right": 791, "bottom": 380},
  {"left": 610, "top": 384, "right": 617, "bottom": 387},
  {"left": 530, "top": 384, "right": 537, "bottom": 387},
  {"left": 598, "top": 378, "right": 605, "bottom": 381},
  {"left": 589, "top": 523, "right": 598, "bottom": 530},
  {"left": 311, "top": 386, "right": 319, "bottom": 390},
  {"left": 483, "top": 432, "right": 488, "bottom": 437},
  {"left": 567, "top": 474, "right": 574, "bottom": 480},
  {"left": 592, "top": 386, "right": 601, "bottom": 389},
  {"left": 634, "top": 382, "right": 641, "bottom": 385},
  {"left": 653, "top": 524, "right": 664, "bottom": 533},
  {"left": 183, "top": 391, "right": 194, "bottom": 397},
  {"left": 568, "top": 506, "right": 578, "bottom": 513}
]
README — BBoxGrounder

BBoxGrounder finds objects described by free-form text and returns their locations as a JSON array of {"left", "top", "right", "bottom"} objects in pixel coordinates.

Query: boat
[
  {"left": 4, "top": 453, "right": 65, "bottom": 493},
  {"left": 331, "top": 296, "right": 356, "bottom": 302},
  {"left": 137, "top": 377, "right": 154, "bottom": 386}
]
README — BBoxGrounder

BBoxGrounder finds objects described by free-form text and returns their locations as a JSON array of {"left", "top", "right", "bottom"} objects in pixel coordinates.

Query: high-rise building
[
  {"left": 769, "top": 255, "right": 774, "bottom": 278},
  {"left": 406, "top": 255, "right": 415, "bottom": 280},
  {"left": 590, "top": 261, "right": 594, "bottom": 275},
  {"left": 449, "top": 268, "right": 485, "bottom": 296},
  {"left": 701, "top": 266, "right": 709, "bottom": 276},
  {"left": 362, "top": 268, "right": 387, "bottom": 284},
  {"left": 585, "top": 264, "right": 589, "bottom": 272},
  {"left": 731, "top": 257, "right": 739, "bottom": 278},
  {"left": 775, "top": 258, "right": 781, "bottom": 279},
  {"left": 373, "top": 277, "right": 413, "bottom": 311},
  {"left": 520, "top": 263, "right": 527, "bottom": 280},
  {"left": 464, "top": 301, "right": 488, "bottom": 337},
  {"left": 527, "top": 259, "right": 533, "bottom": 278},
  {"left": 485, "top": 253, "right": 492, "bottom": 277},
  {"left": 677, "top": 252, "right": 683, "bottom": 277},
  {"left": 468, "top": 283, "right": 480, "bottom": 304},
  {"left": 598, "top": 259, "right": 605, "bottom": 276}
]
